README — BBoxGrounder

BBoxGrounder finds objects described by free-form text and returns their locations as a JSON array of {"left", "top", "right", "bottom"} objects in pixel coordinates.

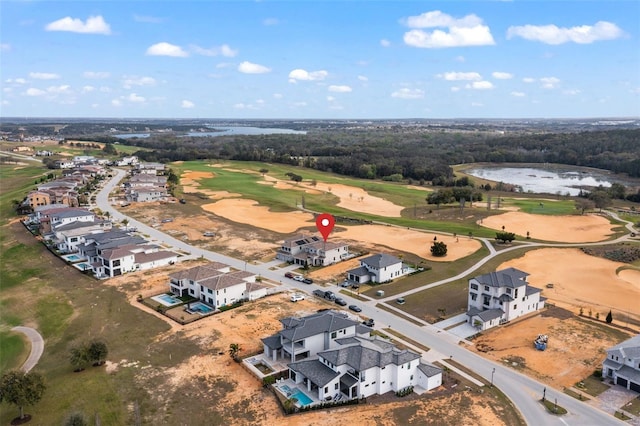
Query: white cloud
[
  {"left": 190, "top": 44, "right": 238, "bottom": 57},
  {"left": 380, "top": 39, "right": 391, "bottom": 47},
  {"left": 492, "top": 72, "right": 513, "bottom": 80},
  {"left": 83, "top": 71, "right": 110, "bottom": 79},
  {"left": 455, "top": 55, "right": 465, "bottom": 62},
  {"left": 391, "top": 88, "right": 425, "bottom": 99},
  {"left": 81, "top": 85, "right": 95, "bottom": 93},
  {"left": 146, "top": 42, "right": 188, "bottom": 57},
  {"left": 47, "top": 85, "right": 71, "bottom": 94},
  {"left": 26, "top": 88, "right": 46, "bottom": 96},
  {"left": 288, "top": 69, "right": 328, "bottom": 82},
  {"left": 45, "top": 15, "right": 111, "bottom": 35},
  {"left": 181, "top": 100, "right": 195, "bottom": 108},
  {"left": 133, "top": 14, "right": 164, "bottom": 24},
  {"left": 5, "top": 78, "right": 27, "bottom": 84},
  {"left": 403, "top": 11, "right": 494, "bottom": 48},
  {"left": 0, "top": 43, "right": 10, "bottom": 51},
  {"left": 99, "top": 86, "right": 112, "bottom": 93},
  {"left": 522, "top": 77, "right": 535, "bottom": 83},
  {"left": 439, "top": 72, "right": 482, "bottom": 81},
  {"left": 507, "top": 21, "right": 623, "bottom": 44},
  {"left": 357, "top": 75, "right": 368, "bottom": 82},
  {"left": 111, "top": 99, "right": 122, "bottom": 107},
  {"left": 238, "top": 61, "right": 271, "bottom": 74},
  {"left": 29, "top": 72, "right": 60, "bottom": 80},
  {"left": 127, "top": 93, "right": 145, "bottom": 103},
  {"left": 510, "top": 91, "right": 526, "bottom": 97},
  {"left": 327, "top": 96, "right": 335, "bottom": 102},
  {"left": 263, "top": 18, "right": 279, "bottom": 26},
  {"left": 123, "top": 76, "right": 156, "bottom": 89},
  {"left": 466, "top": 81, "right": 494, "bottom": 90},
  {"left": 540, "top": 76, "right": 560, "bottom": 89},
  {"left": 563, "top": 89, "right": 581, "bottom": 95},
  {"left": 328, "top": 85, "right": 352, "bottom": 93}
]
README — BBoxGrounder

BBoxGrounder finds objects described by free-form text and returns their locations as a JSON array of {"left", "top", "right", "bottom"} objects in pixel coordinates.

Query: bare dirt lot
[{"left": 472, "top": 307, "right": 633, "bottom": 389}]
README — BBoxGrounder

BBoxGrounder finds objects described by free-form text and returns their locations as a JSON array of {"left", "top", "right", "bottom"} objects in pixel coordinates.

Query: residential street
[
  {"left": 11, "top": 326, "right": 44, "bottom": 373},
  {"left": 96, "top": 168, "right": 627, "bottom": 426}
]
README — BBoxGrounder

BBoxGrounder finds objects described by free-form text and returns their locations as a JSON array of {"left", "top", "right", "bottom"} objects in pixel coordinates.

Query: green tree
[
  {"left": 88, "top": 339, "right": 109, "bottom": 366},
  {"left": 102, "top": 143, "right": 117, "bottom": 155},
  {"left": 495, "top": 231, "right": 516, "bottom": 243},
  {"left": 0, "top": 370, "right": 46, "bottom": 421},
  {"left": 69, "top": 343, "right": 91, "bottom": 372},
  {"left": 606, "top": 310, "right": 613, "bottom": 324},
  {"left": 229, "top": 343, "right": 241, "bottom": 362},
  {"left": 430, "top": 241, "right": 448, "bottom": 257},
  {"left": 259, "top": 168, "right": 269, "bottom": 176},
  {"left": 65, "top": 412, "right": 89, "bottom": 426},
  {"left": 575, "top": 198, "right": 595, "bottom": 215}
]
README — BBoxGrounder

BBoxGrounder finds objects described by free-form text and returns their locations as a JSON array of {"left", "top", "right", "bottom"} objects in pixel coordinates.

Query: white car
[
  {"left": 290, "top": 293, "right": 305, "bottom": 302},
  {"left": 293, "top": 275, "right": 304, "bottom": 282}
]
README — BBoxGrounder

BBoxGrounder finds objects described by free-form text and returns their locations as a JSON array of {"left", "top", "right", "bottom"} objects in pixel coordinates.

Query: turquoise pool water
[
  {"left": 74, "top": 263, "right": 92, "bottom": 271},
  {"left": 189, "top": 301, "right": 213, "bottom": 314},
  {"left": 291, "top": 390, "right": 313, "bottom": 406},
  {"left": 65, "top": 254, "right": 82, "bottom": 261},
  {"left": 152, "top": 294, "right": 181, "bottom": 306}
]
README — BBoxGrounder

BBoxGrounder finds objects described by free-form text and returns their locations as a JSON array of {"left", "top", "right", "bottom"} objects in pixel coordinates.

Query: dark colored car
[
  {"left": 362, "top": 318, "right": 375, "bottom": 327},
  {"left": 284, "top": 272, "right": 295, "bottom": 279},
  {"left": 351, "top": 283, "right": 360, "bottom": 290},
  {"left": 334, "top": 297, "right": 347, "bottom": 306},
  {"left": 313, "top": 290, "right": 326, "bottom": 298},
  {"left": 349, "top": 305, "right": 362, "bottom": 312},
  {"left": 303, "top": 278, "right": 313, "bottom": 284},
  {"left": 324, "top": 291, "right": 336, "bottom": 301}
]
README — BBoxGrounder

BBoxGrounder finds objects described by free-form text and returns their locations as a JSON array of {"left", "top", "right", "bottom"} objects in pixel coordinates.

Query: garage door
[
  {"left": 617, "top": 377, "right": 628, "bottom": 388},
  {"left": 630, "top": 381, "right": 640, "bottom": 393}
]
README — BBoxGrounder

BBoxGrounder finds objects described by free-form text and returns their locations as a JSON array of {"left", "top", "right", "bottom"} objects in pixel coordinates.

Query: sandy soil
[
  {"left": 306, "top": 182, "right": 404, "bottom": 217},
  {"left": 479, "top": 212, "right": 615, "bottom": 242},
  {"left": 498, "top": 248, "right": 640, "bottom": 323},
  {"left": 472, "top": 308, "right": 632, "bottom": 389}
]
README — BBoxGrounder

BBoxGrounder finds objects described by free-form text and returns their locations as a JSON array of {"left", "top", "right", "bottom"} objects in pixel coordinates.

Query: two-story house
[
  {"left": 168, "top": 262, "right": 263, "bottom": 309},
  {"left": 276, "top": 234, "right": 349, "bottom": 267},
  {"left": 53, "top": 219, "right": 112, "bottom": 253},
  {"left": 466, "top": 267, "right": 545, "bottom": 331},
  {"left": 346, "top": 253, "right": 406, "bottom": 284},
  {"left": 602, "top": 334, "right": 640, "bottom": 393}
]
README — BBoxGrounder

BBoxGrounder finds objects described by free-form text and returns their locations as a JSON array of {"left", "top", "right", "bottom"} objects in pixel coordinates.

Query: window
[
  {"left": 410, "top": 375, "right": 413, "bottom": 380},
  {"left": 331, "top": 332, "right": 337, "bottom": 339},
  {"left": 483, "top": 296, "right": 490, "bottom": 306},
  {"left": 470, "top": 293, "right": 477, "bottom": 301},
  {"left": 513, "top": 304, "right": 517, "bottom": 310},
  {"left": 506, "top": 288, "right": 511, "bottom": 294},
  {"left": 335, "top": 383, "right": 339, "bottom": 390},
  {"left": 113, "top": 259, "right": 120, "bottom": 267},
  {"left": 515, "top": 289, "right": 519, "bottom": 297},
  {"left": 324, "top": 386, "right": 328, "bottom": 393},
  {"left": 484, "top": 286, "right": 490, "bottom": 292},
  {"left": 470, "top": 283, "right": 478, "bottom": 290}
]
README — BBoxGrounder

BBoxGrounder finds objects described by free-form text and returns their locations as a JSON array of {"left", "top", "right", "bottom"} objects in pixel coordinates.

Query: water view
[
  {"left": 466, "top": 166, "right": 616, "bottom": 196},
  {"left": 116, "top": 126, "right": 306, "bottom": 139}
]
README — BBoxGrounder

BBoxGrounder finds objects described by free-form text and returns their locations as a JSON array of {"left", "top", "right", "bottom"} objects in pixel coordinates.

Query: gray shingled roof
[
  {"left": 361, "top": 253, "right": 401, "bottom": 269},
  {"left": 261, "top": 335, "right": 282, "bottom": 350},
  {"left": 473, "top": 267, "right": 528, "bottom": 288},
  {"left": 320, "top": 336, "right": 420, "bottom": 371},
  {"left": 607, "top": 334, "right": 640, "bottom": 360},
  {"left": 467, "top": 308, "right": 504, "bottom": 322},
  {"left": 418, "top": 363, "right": 442, "bottom": 378},
  {"left": 525, "top": 286, "right": 542, "bottom": 296},
  {"left": 55, "top": 219, "right": 109, "bottom": 232},
  {"left": 169, "top": 262, "right": 229, "bottom": 281},
  {"left": 347, "top": 266, "right": 369, "bottom": 276},
  {"left": 278, "top": 311, "right": 358, "bottom": 342},
  {"left": 288, "top": 359, "right": 339, "bottom": 387}
]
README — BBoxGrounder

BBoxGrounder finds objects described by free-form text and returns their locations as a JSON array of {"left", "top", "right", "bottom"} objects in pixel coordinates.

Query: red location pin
[{"left": 316, "top": 213, "right": 335, "bottom": 242}]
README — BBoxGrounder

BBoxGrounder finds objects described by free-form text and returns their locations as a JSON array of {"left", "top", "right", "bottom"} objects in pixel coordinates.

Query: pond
[
  {"left": 116, "top": 126, "right": 306, "bottom": 139},
  {"left": 465, "top": 166, "right": 620, "bottom": 196}
]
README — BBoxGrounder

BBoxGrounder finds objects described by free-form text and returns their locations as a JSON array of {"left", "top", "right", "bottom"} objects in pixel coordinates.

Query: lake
[
  {"left": 465, "top": 166, "right": 618, "bottom": 196},
  {"left": 115, "top": 126, "right": 306, "bottom": 139}
]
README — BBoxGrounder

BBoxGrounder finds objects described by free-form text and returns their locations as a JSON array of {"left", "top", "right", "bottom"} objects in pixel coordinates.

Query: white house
[
  {"left": 168, "top": 262, "right": 260, "bottom": 309},
  {"left": 347, "top": 253, "right": 406, "bottom": 284},
  {"left": 261, "top": 311, "right": 442, "bottom": 405},
  {"left": 276, "top": 234, "right": 350, "bottom": 267},
  {"left": 602, "top": 334, "right": 640, "bottom": 393},
  {"left": 91, "top": 243, "right": 177, "bottom": 278},
  {"left": 53, "top": 219, "right": 112, "bottom": 253},
  {"left": 466, "top": 267, "right": 545, "bottom": 331},
  {"left": 126, "top": 187, "right": 167, "bottom": 202},
  {"left": 116, "top": 156, "right": 139, "bottom": 166}
]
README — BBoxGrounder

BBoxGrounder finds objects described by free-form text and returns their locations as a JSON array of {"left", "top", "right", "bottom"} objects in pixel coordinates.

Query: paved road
[
  {"left": 96, "top": 168, "right": 628, "bottom": 426},
  {"left": 11, "top": 326, "right": 44, "bottom": 372}
]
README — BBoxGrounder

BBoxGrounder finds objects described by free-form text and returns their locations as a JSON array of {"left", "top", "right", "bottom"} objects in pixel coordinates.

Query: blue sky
[{"left": 1, "top": 1, "right": 639, "bottom": 119}]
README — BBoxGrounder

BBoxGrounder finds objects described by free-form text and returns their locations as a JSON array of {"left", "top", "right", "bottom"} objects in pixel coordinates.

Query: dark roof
[
  {"left": 616, "top": 364, "right": 640, "bottom": 384},
  {"left": 169, "top": 262, "right": 230, "bottom": 281},
  {"left": 467, "top": 308, "right": 504, "bottom": 322},
  {"left": 473, "top": 267, "right": 528, "bottom": 289},
  {"left": 288, "top": 359, "right": 339, "bottom": 387},
  {"left": 607, "top": 334, "right": 640, "bottom": 360},
  {"left": 418, "top": 363, "right": 442, "bottom": 378},
  {"left": 361, "top": 253, "right": 402, "bottom": 268},
  {"left": 525, "top": 286, "right": 542, "bottom": 296},
  {"left": 347, "top": 266, "right": 370, "bottom": 276},
  {"left": 320, "top": 336, "right": 420, "bottom": 370},
  {"left": 261, "top": 335, "right": 282, "bottom": 350},
  {"left": 55, "top": 219, "right": 109, "bottom": 232},
  {"left": 279, "top": 311, "right": 358, "bottom": 342},
  {"left": 134, "top": 250, "right": 176, "bottom": 264}
]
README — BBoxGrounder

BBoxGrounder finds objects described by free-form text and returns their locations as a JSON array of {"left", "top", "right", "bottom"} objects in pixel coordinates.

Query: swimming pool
[
  {"left": 152, "top": 294, "right": 182, "bottom": 306},
  {"left": 73, "top": 263, "right": 92, "bottom": 271},
  {"left": 291, "top": 390, "right": 313, "bottom": 406},
  {"left": 188, "top": 301, "right": 214, "bottom": 314},
  {"left": 63, "top": 254, "right": 85, "bottom": 262}
]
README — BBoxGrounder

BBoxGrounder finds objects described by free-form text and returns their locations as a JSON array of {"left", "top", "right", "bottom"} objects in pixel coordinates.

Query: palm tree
[{"left": 228, "top": 343, "right": 241, "bottom": 362}]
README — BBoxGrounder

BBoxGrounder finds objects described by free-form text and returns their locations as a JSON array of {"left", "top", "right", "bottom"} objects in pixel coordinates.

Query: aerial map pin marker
[{"left": 316, "top": 213, "right": 335, "bottom": 242}]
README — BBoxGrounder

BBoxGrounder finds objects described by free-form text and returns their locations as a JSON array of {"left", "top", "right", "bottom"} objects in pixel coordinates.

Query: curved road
[
  {"left": 11, "top": 326, "right": 44, "bottom": 372},
  {"left": 97, "top": 168, "right": 631, "bottom": 426}
]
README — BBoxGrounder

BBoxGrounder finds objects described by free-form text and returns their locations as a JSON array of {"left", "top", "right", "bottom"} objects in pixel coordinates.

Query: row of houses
[
  {"left": 25, "top": 204, "right": 178, "bottom": 279},
  {"left": 121, "top": 161, "right": 169, "bottom": 203}
]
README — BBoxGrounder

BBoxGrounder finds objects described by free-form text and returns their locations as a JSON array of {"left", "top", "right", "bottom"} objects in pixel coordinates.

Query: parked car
[
  {"left": 396, "top": 297, "right": 406, "bottom": 305},
  {"left": 203, "top": 231, "right": 215, "bottom": 237},
  {"left": 179, "top": 198, "right": 186, "bottom": 204},
  {"left": 285, "top": 272, "right": 295, "bottom": 279},
  {"left": 339, "top": 281, "right": 351, "bottom": 288},
  {"left": 351, "top": 283, "right": 360, "bottom": 290},
  {"left": 349, "top": 305, "right": 362, "bottom": 312},
  {"left": 161, "top": 218, "right": 173, "bottom": 223},
  {"left": 324, "top": 291, "right": 336, "bottom": 301},
  {"left": 293, "top": 275, "right": 304, "bottom": 282},
  {"left": 290, "top": 293, "right": 305, "bottom": 302},
  {"left": 334, "top": 297, "right": 347, "bottom": 306},
  {"left": 303, "top": 278, "right": 313, "bottom": 284},
  {"left": 362, "top": 318, "right": 375, "bottom": 327},
  {"left": 313, "top": 289, "right": 326, "bottom": 298}
]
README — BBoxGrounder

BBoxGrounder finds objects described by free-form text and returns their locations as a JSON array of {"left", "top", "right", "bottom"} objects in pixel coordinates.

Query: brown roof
[
  {"left": 169, "top": 262, "right": 230, "bottom": 281},
  {"left": 134, "top": 250, "right": 177, "bottom": 264}
]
